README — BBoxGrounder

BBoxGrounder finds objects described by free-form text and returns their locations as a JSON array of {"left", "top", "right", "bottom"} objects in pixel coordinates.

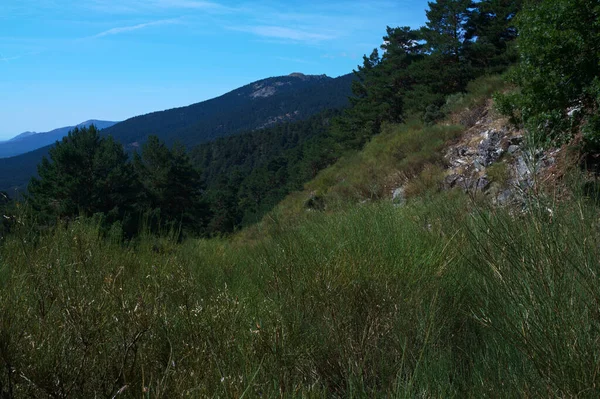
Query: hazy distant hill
[
  {"left": 0, "top": 73, "right": 354, "bottom": 195},
  {"left": 0, "top": 120, "right": 117, "bottom": 158}
]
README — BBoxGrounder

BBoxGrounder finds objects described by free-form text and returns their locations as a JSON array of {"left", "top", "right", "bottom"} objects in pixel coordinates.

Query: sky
[{"left": 0, "top": 0, "right": 430, "bottom": 140}]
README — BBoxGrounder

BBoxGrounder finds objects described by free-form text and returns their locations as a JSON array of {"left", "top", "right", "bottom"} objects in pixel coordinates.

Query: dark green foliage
[
  {"left": 28, "top": 126, "right": 139, "bottom": 227},
  {"left": 0, "top": 191, "right": 14, "bottom": 238},
  {"left": 25, "top": 128, "right": 210, "bottom": 237},
  {"left": 498, "top": 0, "right": 600, "bottom": 149},
  {"left": 343, "top": 27, "right": 425, "bottom": 141},
  {"left": 133, "top": 136, "right": 210, "bottom": 236},
  {"left": 191, "top": 111, "right": 341, "bottom": 233},
  {"left": 343, "top": 0, "right": 520, "bottom": 129},
  {"left": 0, "top": 74, "right": 354, "bottom": 194},
  {"left": 465, "top": 0, "right": 523, "bottom": 73},
  {"left": 102, "top": 74, "right": 354, "bottom": 148},
  {"left": 422, "top": 0, "right": 471, "bottom": 63},
  {"left": 405, "top": 0, "right": 476, "bottom": 116}
]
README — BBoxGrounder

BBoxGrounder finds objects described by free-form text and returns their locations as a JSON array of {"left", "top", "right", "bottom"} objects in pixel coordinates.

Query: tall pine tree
[
  {"left": 420, "top": 0, "right": 473, "bottom": 94},
  {"left": 465, "top": 0, "right": 523, "bottom": 73},
  {"left": 133, "top": 136, "right": 210, "bottom": 235},
  {"left": 28, "top": 125, "right": 138, "bottom": 225}
]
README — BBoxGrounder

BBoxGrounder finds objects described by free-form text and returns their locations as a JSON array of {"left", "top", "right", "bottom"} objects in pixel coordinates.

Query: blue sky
[{"left": 0, "top": 0, "right": 430, "bottom": 139}]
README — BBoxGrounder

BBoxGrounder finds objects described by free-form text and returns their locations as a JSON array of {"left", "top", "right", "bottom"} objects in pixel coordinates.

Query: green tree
[
  {"left": 342, "top": 27, "right": 424, "bottom": 144},
  {"left": 420, "top": 0, "right": 474, "bottom": 94},
  {"left": 205, "top": 171, "right": 244, "bottom": 234},
  {"left": 0, "top": 191, "right": 14, "bottom": 238},
  {"left": 465, "top": 0, "right": 523, "bottom": 73},
  {"left": 499, "top": 0, "right": 600, "bottom": 149},
  {"left": 133, "top": 136, "right": 209, "bottom": 235},
  {"left": 28, "top": 125, "right": 138, "bottom": 225}
]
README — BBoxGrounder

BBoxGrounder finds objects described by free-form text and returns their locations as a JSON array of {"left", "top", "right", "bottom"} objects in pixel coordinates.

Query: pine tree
[
  {"left": 465, "top": 0, "right": 523, "bottom": 72},
  {"left": 133, "top": 136, "right": 209, "bottom": 235},
  {"left": 342, "top": 26, "right": 424, "bottom": 143},
  {"left": 420, "top": 0, "right": 473, "bottom": 94},
  {"left": 28, "top": 125, "right": 138, "bottom": 225}
]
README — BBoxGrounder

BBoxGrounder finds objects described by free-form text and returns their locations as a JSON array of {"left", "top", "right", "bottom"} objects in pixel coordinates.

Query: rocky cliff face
[
  {"left": 442, "top": 101, "right": 562, "bottom": 207},
  {"left": 390, "top": 100, "right": 565, "bottom": 209}
]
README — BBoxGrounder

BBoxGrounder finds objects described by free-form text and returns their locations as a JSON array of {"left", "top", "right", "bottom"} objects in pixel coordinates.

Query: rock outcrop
[{"left": 442, "top": 103, "right": 560, "bottom": 207}]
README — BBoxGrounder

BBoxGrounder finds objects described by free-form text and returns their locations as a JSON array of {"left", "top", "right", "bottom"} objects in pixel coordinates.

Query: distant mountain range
[
  {"left": 0, "top": 73, "right": 355, "bottom": 195},
  {"left": 0, "top": 120, "right": 117, "bottom": 158}
]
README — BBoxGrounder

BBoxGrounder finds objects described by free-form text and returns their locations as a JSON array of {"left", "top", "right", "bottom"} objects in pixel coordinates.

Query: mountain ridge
[
  {"left": 0, "top": 120, "right": 117, "bottom": 158},
  {"left": 0, "top": 72, "right": 355, "bottom": 195},
  {"left": 103, "top": 72, "right": 353, "bottom": 149}
]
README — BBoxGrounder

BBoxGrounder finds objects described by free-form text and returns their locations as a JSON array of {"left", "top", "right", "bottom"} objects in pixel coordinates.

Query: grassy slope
[{"left": 2, "top": 76, "right": 600, "bottom": 397}]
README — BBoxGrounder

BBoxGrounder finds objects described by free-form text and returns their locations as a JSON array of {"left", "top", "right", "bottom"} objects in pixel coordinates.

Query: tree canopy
[
  {"left": 133, "top": 136, "right": 209, "bottom": 235},
  {"left": 498, "top": 0, "right": 600, "bottom": 150},
  {"left": 28, "top": 126, "right": 138, "bottom": 226}
]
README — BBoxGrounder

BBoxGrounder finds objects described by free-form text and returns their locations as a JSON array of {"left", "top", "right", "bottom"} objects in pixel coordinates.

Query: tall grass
[{"left": 1, "top": 189, "right": 600, "bottom": 397}]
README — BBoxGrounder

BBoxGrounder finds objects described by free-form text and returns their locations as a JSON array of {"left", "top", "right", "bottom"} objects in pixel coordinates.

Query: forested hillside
[
  {"left": 3, "top": 0, "right": 600, "bottom": 397},
  {"left": 193, "top": 110, "right": 343, "bottom": 230},
  {"left": 104, "top": 73, "right": 354, "bottom": 148},
  {"left": 0, "top": 74, "right": 353, "bottom": 194}
]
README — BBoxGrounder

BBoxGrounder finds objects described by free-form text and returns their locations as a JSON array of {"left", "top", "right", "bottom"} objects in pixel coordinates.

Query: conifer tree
[
  {"left": 133, "top": 135, "right": 209, "bottom": 235},
  {"left": 420, "top": 0, "right": 473, "bottom": 94},
  {"left": 28, "top": 125, "right": 138, "bottom": 224},
  {"left": 465, "top": 0, "right": 523, "bottom": 72},
  {"left": 342, "top": 26, "right": 424, "bottom": 143}
]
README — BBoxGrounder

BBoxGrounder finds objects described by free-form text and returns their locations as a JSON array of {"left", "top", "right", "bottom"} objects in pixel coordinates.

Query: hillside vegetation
[
  {"left": 0, "top": 74, "right": 353, "bottom": 195},
  {"left": 2, "top": 0, "right": 600, "bottom": 397}
]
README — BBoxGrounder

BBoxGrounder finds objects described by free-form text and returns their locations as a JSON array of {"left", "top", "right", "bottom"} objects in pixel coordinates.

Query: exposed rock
[
  {"left": 495, "top": 189, "right": 514, "bottom": 206},
  {"left": 515, "top": 156, "right": 531, "bottom": 180},
  {"left": 250, "top": 85, "right": 277, "bottom": 98},
  {"left": 257, "top": 110, "right": 301, "bottom": 129},
  {"left": 477, "top": 129, "right": 504, "bottom": 166},
  {"left": 444, "top": 174, "right": 461, "bottom": 189},
  {"left": 441, "top": 102, "right": 560, "bottom": 207},
  {"left": 509, "top": 136, "right": 523, "bottom": 146},
  {"left": 567, "top": 105, "right": 583, "bottom": 118},
  {"left": 476, "top": 176, "right": 490, "bottom": 192},
  {"left": 507, "top": 145, "right": 520, "bottom": 154},
  {"left": 473, "top": 159, "right": 485, "bottom": 172},
  {"left": 392, "top": 187, "right": 406, "bottom": 206}
]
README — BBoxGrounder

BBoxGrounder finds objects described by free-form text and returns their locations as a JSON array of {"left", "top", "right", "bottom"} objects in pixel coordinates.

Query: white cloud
[
  {"left": 84, "top": 0, "right": 235, "bottom": 14},
  {"left": 90, "top": 19, "right": 179, "bottom": 39},
  {"left": 274, "top": 56, "right": 317, "bottom": 65},
  {"left": 229, "top": 25, "right": 337, "bottom": 42},
  {"left": 153, "top": 0, "right": 230, "bottom": 10}
]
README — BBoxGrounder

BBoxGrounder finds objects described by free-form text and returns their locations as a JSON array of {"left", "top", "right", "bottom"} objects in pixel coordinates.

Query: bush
[{"left": 499, "top": 0, "right": 600, "bottom": 149}]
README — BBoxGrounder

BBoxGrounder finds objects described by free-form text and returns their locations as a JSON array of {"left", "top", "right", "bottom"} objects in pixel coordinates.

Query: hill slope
[
  {"left": 3, "top": 79, "right": 598, "bottom": 398},
  {"left": 0, "top": 73, "right": 354, "bottom": 195},
  {"left": 0, "top": 120, "right": 117, "bottom": 158},
  {"left": 104, "top": 73, "right": 353, "bottom": 149}
]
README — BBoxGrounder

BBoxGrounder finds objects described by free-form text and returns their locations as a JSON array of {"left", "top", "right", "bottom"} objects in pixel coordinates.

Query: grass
[
  {"left": 265, "top": 119, "right": 463, "bottom": 227},
  {"left": 3, "top": 73, "right": 600, "bottom": 397},
  {"left": 2, "top": 190, "right": 600, "bottom": 397},
  {"left": 263, "top": 74, "right": 507, "bottom": 228}
]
